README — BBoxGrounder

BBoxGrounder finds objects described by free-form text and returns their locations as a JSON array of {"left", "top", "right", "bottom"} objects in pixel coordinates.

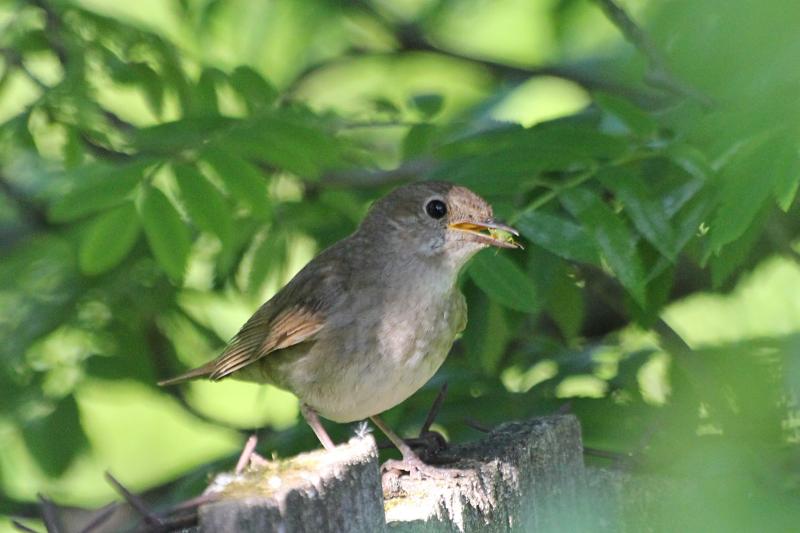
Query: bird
[{"left": 159, "top": 181, "right": 521, "bottom": 472}]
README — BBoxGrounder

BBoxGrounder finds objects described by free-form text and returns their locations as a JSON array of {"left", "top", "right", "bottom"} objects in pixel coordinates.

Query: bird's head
[{"left": 359, "top": 181, "right": 521, "bottom": 268}]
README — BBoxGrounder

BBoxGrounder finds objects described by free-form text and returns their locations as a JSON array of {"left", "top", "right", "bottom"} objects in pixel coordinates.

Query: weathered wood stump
[
  {"left": 384, "top": 415, "right": 584, "bottom": 532},
  {"left": 198, "top": 436, "right": 385, "bottom": 533},
  {"left": 197, "top": 415, "right": 584, "bottom": 532}
]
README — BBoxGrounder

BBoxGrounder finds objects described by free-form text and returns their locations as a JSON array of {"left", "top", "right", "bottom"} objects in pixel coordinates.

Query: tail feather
[{"left": 158, "top": 361, "right": 216, "bottom": 386}]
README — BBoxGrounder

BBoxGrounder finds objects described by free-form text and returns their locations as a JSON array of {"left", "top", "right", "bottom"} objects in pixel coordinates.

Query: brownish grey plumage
[{"left": 160, "top": 181, "right": 519, "bottom": 451}]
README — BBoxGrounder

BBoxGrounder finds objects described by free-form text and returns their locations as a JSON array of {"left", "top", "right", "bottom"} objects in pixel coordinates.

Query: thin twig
[
  {"left": 79, "top": 503, "right": 118, "bottom": 533},
  {"left": 104, "top": 472, "right": 164, "bottom": 530},
  {"left": 463, "top": 417, "right": 491, "bottom": 433},
  {"left": 169, "top": 493, "right": 218, "bottom": 512},
  {"left": 583, "top": 446, "right": 633, "bottom": 462},
  {"left": 11, "top": 521, "right": 40, "bottom": 533},
  {"left": 592, "top": 0, "right": 714, "bottom": 107},
  {"left": 419, "top": 382, "right": 448, "bottom": 436},
  {"left": 36, "top": 495, "right": 62, "bottom": 533}
]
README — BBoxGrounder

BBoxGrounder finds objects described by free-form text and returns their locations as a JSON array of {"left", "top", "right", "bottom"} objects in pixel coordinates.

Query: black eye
[{"left": 425, "top": 199, "right": 447, "bottom": 219}]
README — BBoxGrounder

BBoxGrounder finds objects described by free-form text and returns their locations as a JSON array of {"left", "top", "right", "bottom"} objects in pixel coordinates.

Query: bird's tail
[{"left": 157, "top": 361, "right": 216, "bottom": 386}]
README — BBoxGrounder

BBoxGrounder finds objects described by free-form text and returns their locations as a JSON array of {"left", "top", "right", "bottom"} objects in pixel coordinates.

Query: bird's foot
[
  {"left": 382, "top": 454, "right": 455, "bottom": 479},
  {"left": 380, "top": 454, "right": 463, "bottom": 496}
]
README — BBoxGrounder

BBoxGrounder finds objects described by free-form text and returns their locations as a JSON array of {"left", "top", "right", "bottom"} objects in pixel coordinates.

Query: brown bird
[{"left": 159, "top": 181, "right": 521, "bottom": 471}]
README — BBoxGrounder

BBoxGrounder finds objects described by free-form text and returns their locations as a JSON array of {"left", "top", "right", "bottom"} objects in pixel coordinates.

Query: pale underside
[{"left": 233, "top": 266, "right": 467, "bottom": 423}]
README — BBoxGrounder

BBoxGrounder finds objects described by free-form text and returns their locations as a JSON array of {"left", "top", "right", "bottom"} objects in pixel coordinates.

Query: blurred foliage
[{"left": 1, "top": 0, "right": 800, "bottom": 530}]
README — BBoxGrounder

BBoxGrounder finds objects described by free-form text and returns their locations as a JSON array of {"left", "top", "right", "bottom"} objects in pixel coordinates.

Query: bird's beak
[{"left": 448, "top": 219, "right": 523, "bottom": 249}]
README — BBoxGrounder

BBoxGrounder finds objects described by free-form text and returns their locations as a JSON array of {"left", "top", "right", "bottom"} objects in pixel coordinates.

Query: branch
[
  {"left": 28, "top": 0, "right": 136, "bottom": 133},
  {"left": 320, "top": 157, "right": 434, "bottom": 188},
  {"left": 283, "top": 2, "right": 666, "bottom": 108},
  {"left": 592, "top": 0, "right": 714, "bottom": 107}
]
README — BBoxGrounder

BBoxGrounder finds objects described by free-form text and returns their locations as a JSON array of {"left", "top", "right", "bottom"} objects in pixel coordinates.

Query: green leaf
[
  {"left": 545, "top": 265, "right": 585, "bottom": 340},
  {"left": 402, "top": 124, "right": 438, "bottom": 159},
  {"left": 516, "top": 210, "right": 599, "bottom": 264},
  {"left": 247, "top": 230, "right": 286, "bottom": 292},
  {"left": 79, "top": 202, "right": 141, "bottom": 275},
  {"left": 560, "top": 188, "right": 646, "bottom": 305},
  {"left": 20, "top": 395, "right": 88, "bottom": 476},
  {"left": 192, "top": 67, "right": 224, "bottom": 116},
  {"left": 771, "top": 141, "right": 800, "bottom": 211},
  {"left": 132, "top": 117, "right": 234, "bottom": 153},
  {"left": 436, "top": 122, "right": 628, "bottom": 195},
  {"left": 709, "top": 207, "right": 768, "bottom": 287},
  {"left": 594, "top": 92, "right": 657, "bottom": 136},
  {"left": 229, "top": 66, "right": 278, "bottom": 111},
  {"left": 708, "top": 133, "right": 797, "bottom": 251},
  {"left": 600, "top": 168, "right": 680, "bottom": 260},
  {"left": 131, "top": 62, "right": 164, "bottom": 116},
  {"left": 409, "top": 93, "right": 444, "bottom": 119},
  {"left": 138, "top": 187, "right": 191, "bottom": 284},
  {"left": 468, "top": 251, "right": 539, "bottom": 313},
  {"left": 49, "top": 161, "right": 147, "bottom": 222},
  {"left": 202, "top": 148, "right": 271, "bottom": 219},
  {"left": 462, "top": 289, "right": 511, "bottom": 375},
  {"left": 173, "top": 163, "right": 232, "bottom": 244},
  {"left": 224, "top": 113, "right": 341, "bottom": 178}
]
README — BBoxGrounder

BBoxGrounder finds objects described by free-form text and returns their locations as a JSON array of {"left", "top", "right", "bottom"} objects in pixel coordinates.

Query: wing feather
[{"left": 158, "top": 254, "right": 347, "bottom": 387}]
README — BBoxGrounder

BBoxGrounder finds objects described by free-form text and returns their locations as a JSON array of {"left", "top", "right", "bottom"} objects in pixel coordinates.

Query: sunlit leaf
[
  {"left": 202, "top": 148, "right": 271, "bottom": 219},
  {"left": 173, "top": 163, "right": 232, "bottom": 244},
  {"left": 138, "top": 186, "right": 191, "bottom": 284},
  {"left": 79, "top": 202, "right": 141, "bottom": 275}
]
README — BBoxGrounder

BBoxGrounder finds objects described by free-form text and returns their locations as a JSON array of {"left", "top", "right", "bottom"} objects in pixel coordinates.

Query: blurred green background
[{"left": 1, "top": 0, "right": 800, "bottom": 530}]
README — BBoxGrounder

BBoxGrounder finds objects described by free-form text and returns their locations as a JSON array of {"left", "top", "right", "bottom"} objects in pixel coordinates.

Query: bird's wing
[
  {"left": 207, "top": 302, "right": 326, "bottom": 380},
  {"left": 158, "top": 254, "right": 347, "bottom": 386}
]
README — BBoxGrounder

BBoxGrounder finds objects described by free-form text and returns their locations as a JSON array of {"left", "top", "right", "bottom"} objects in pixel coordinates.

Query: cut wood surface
[{"left": 197, "top": 415, "right": 585, "bottom": 532}]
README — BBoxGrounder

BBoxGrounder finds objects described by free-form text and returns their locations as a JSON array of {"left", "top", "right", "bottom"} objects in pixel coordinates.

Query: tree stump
[
  {"left": 197, "top": 415, "right": 584, "bottom": 532},
  {"left": 198, "top": 435, "right": 385, "bottom": 533},
  {"left": 384, "top": 415, "right": 584, "bottom": 532}
]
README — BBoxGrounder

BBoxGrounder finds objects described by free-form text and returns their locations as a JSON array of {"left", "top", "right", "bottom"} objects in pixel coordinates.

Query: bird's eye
[{"left": 425, "top": 199, "right": 447, "bottom": 219}]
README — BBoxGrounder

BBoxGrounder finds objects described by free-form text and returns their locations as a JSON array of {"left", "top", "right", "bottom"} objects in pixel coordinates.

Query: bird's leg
[
  {"left": 370, "top": 415, "right": 455, "bottom": 480},
  {"left": 235, "top": 434, "right": 267, "bottom": 474},
  {"left": 301, "top": 404, "right": 336, "bottom": 450},
  {"left": 370, "top": 414, "right": 420, "bottom": 462},
  {"left": 412, "top": 382, "right": 449, "bottom": 461}
]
